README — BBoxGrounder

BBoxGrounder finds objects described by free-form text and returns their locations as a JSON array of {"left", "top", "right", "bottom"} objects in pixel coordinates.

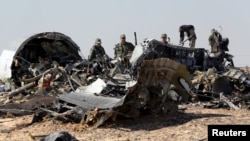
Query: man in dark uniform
[{"left": 179, "top": 25, "right": 197, "bottom": 48}]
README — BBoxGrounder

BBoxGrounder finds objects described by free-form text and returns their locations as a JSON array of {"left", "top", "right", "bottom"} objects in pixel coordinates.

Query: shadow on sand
[{"left": 101, "top": 110, "right": 230, "bottom": 131}]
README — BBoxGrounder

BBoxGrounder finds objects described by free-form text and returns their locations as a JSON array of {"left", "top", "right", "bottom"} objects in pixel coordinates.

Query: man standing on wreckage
[
  {"left": 179, "top": 25, "right": 197, "bottom": 48},
  {"left": 112, "top": 34, "right": 135, "bottom": 74},
  {"left": 208, "top": 28, "right": 233, "bottom": 67},
  {"left": 209, "top": 28, "right": 222, "bottom": 53}
]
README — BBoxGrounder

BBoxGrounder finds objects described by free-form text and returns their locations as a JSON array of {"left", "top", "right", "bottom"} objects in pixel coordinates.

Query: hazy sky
[{"left": 0, "top": 0, "right": 250, "bottom": 67}]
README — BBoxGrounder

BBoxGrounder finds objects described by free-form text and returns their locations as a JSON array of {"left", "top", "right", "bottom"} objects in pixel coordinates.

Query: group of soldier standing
[
  {"left": 88, "top": 24, "right": 226, "bottom": 64},
  {"left": 88, "top": 34, "right": 135, "bottom": 64}
]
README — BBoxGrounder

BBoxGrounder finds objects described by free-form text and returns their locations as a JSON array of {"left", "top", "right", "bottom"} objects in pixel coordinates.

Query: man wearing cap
[
  {"left": 114, "top": 34, "right": 135, "bottom": 60},
  {"left": 160, "top": 33, "right": 168, "bottom": 45},
  {"left": 112, "top": 34, "right": 135, "bottom": 74},
  {"left": 179, "top": 25, "right": 197, "bottom": 48},
  {"left": 208, "top": 28, "right": 222, "bottom": 53},
  {"left": 88, "top": 38, "right": 107, "bottom": 62}
]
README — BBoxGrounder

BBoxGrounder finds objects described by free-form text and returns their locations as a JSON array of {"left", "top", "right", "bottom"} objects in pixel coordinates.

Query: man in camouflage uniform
[
  {"left": 112, "top": 34, "right": 135, "bottom": 74},
  {"left": 208, "top": 29, "right": 222, "bottom": 53},
  {"left": 88, "top": 38, "right": 107, "bottom": 62},
  {"left": 88, "top": 38, "right": 110, "bottom": 74},
  {"left": 179, "top": 25, "right": 197, "bottom": 48},
  {"left": 160, "top": 33, "right": 168, "bottom": 45},
  {"left": 114, "top": 34, "right": 135, "bottom": 60}
]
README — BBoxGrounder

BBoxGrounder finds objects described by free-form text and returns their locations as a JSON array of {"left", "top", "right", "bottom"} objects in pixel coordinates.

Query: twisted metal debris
[{"left": 0, "top": 32, "right": 250, "bottom": 128}]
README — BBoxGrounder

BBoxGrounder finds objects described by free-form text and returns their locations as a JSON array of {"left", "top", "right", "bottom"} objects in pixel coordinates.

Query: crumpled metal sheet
[
  {"left": 191, "top": 67, "right": 250, "bottom": 102},
  {"left": 118, "top": 58, "right": 192, "bottom": 116},
  {"left": 53, "top": 58, "right": 192, "bottom": 127},
  {"left": 222, "top": 68, "right": 250, "bottom": 92},
  {"left": 132, "top": 58, "right": 192, "bottom": 102},
  {"left": 222, "top": 68, "right": 249, "bottom": 83},
  {"left": 58, "top": 92, "right": 126, "bottom": 109},
  {"left": 41, "top": 131, "right": 79, "bottom": 141}
]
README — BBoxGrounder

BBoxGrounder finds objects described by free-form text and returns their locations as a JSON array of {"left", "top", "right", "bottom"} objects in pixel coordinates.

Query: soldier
[
  {"left": 208, "top": 29, "right": 222, "bottom": 53},
  {"left": 112, "top": 34, "right": 135, "bottom": 74},
  {"left": 179, "top": 25, "right": 197, "bottom": 48},
  {"left": 160, "top": 33, "right": 168, "bottom": 45},
  {"left": 88, "top": 38, "right": 107, "bottom": 62},
  {"left": 114, "top": 34, "right": 135, "bottom": 60}
]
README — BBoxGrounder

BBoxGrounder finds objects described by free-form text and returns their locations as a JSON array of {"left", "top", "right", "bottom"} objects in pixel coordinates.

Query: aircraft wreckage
[{"left": 0, "top": 32, "right": 250, "bottom": 128}]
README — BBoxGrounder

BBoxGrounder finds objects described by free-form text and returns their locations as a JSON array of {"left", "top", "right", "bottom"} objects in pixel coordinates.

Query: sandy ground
[{"left": 1, "top": 106, "right": 250, "bottom": 141}]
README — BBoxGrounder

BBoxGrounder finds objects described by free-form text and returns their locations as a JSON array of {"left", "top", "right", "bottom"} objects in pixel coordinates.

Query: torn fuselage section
[{"left": 10, "top": 32, "right": 84, "bottom": 87}]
